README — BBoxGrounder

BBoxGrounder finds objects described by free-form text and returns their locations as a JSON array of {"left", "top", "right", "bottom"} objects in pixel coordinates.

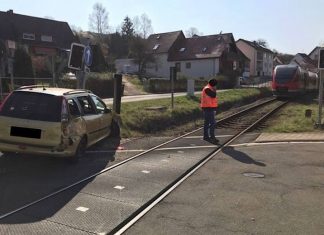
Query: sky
[{"left": 1, "top": 0, "right": 324, "bottom": 55}]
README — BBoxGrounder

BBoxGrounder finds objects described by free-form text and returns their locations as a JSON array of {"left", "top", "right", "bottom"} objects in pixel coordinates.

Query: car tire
[
  {"left": 109, "top": 120, "right": 120, "bottom": 138},
  {"left": 69, "top": 136, "right": 87, "bottom": 163}
]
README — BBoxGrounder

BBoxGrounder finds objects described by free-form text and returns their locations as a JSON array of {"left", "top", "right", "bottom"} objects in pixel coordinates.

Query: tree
[
  {"left": 121, "top": 16, "right": 135, "bottom": 39},
  {"left": 13, "top": 47, "right": 34, "bottom": 78},
  {"left": 256, "top": 39, "right": 269, "bottom": 48},
  {"left": 133, "top": 14, "right": 153, "bottom": 39},
  {"left": 88, "top": 3, "right": 109, "bottom": 35},
  {"left": 185, "top": 27, "right": 203, "bottom": 38},
  {"left": 129, "top": 36, "right": 155, "bottom": 78}
]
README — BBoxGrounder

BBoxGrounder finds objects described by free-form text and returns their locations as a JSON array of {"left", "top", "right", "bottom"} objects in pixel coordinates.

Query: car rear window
[{"left": 0, "top": 91, "right": 62, "bottom": 122}]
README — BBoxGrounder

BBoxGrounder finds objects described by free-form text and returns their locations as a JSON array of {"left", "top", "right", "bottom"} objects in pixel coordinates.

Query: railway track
[{"left": 0, "top": 98, "right": 288, "bottom": 234}]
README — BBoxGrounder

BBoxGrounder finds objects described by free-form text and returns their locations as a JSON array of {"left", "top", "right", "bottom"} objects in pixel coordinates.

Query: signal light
[
  {"left": 318, "top": 48, "right": 324, "bottom": 69},
  {"left": 68, "top": 43, "right": 85, "bottom": 70}
]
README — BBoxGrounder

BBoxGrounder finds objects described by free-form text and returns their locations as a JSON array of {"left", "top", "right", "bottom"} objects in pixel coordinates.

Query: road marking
[
  {"left": 76, "top": 207, "right": 89, "bottom": 212},
  {"left": 114, "top": 185, "right": 125, "bottom": 190},
  {"left": 86, "top": 149, "right": 144, "bottom": 153},
  {"left": 141, "top": 170, "right": 150, "bottom": 174},
  {"left": 184, "top": 135, "right": 232, "bottom": 139},
  {"left": 86, "top": 145, "right": 217, "bottom": 154},
  {"left": 230, "top": 141, "right": 324, "bottom": 147}
]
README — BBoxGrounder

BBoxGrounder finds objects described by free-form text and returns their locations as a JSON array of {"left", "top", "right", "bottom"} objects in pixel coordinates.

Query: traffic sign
[
  {"left": 319, "top": 48, "right": 324, "bottom": 69},
  {"left": 68, "top": 43, "right": 85, "bottom": 70},
  {"left": 84, "top": 46, "right": 93, "bottom": 67}
]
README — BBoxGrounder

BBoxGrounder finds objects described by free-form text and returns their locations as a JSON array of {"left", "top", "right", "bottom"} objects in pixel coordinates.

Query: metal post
[
  {"left": 51, "top": 56, "right": 55, "bottom": 86},
  {"left": 170, "top": 67, "right": 176, "bottom": 109},
  {"left": 318, "top": 70, "right": 323, "bottom": 126},
  {"left": 8, "top": 58, "right": 14, "bottom": 91},
  {"left": 113, "top": 73, "right": 123, "bottom": 114}
]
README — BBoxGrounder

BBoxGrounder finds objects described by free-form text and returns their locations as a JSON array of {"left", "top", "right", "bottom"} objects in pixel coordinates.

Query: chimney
[{"left": 7, "top": 9, "right": 13, "bottom": 14}]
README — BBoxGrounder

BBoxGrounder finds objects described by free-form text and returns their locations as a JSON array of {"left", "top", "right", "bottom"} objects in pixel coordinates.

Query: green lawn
[
  {"left": 119, "top": 88, "right": 272, "bottom": 138},
  {"left": 264, "top": 102, "right": 324, "bottom": 133}
]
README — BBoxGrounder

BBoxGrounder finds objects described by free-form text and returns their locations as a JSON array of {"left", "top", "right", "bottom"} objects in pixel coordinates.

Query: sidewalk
[
  {"left": 255, "top": 132, "right": 324, "bottom": 142},
  {"left": 125, "top": 139, "right": 324, "bottom": 235}
]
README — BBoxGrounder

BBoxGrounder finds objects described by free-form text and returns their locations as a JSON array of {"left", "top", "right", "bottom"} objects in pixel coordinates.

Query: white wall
[
  {"left": 146, "top": 54, "right": 220, "bottom": 80},
  {"left": 236, "top": 41, "right": 257, "bottom": 76},
  {"left": 175, "top": 59, "right": 219, "bottom": 79},
  {"left": 146, "top": 53, "right": 171, "bottom": 78},
  {"left": 263, "top": 52, "right": 273, "bottom": 76}
]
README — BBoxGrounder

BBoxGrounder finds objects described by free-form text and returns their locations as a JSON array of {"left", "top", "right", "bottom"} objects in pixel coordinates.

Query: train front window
[{"left": 275, "top": 67, "right": 298, "bottom": 84}]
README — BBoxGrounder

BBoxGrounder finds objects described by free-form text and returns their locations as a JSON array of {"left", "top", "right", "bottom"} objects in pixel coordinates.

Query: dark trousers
[{"left": 203, "top": 109, "right": 216, "bottom": 138}]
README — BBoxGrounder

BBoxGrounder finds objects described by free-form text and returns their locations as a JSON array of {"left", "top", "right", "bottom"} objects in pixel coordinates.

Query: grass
[
  {"left": 264, "top": 101, "right": 323, "bottom": 133},
  {"left": 119, "top": 87, "right": 272, "bottom": 138}
]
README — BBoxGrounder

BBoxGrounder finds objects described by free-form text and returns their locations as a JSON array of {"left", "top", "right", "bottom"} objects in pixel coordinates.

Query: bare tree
[
  {"left": 185, "top": 27, "right": 203, "bottom": 38},
  {"left": 133, "top": 13, "right": 153, "bottom": 39},
  {"left": 88, "top": 3, "right": 109, "bottom": 35},
  {"left": 140, "top": 14, "right": 153, "bottom": 39},
  {"left": 256, "top": 38, "right": 269, "bottom": 48}
]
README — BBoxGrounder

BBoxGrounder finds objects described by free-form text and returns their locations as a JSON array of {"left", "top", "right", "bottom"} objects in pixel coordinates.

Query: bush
[{"left": 58, "top": 72, "right": 118, "bottom": 98}]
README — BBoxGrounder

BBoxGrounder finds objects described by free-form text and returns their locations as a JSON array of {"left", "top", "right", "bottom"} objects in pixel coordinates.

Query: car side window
[
  {"left": 67, "top": 99, "right": 80, "bottom": 116},
  {"left": 77, "top": 96, "right": 96, "bottom": 115},
  {"left": 90, "top": 95, "right": 107, "bottom": 114}
]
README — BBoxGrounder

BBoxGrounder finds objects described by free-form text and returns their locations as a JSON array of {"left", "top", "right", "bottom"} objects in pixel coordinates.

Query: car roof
[{"left": 15, "top": 87, "right": 91, "bottom": 96}]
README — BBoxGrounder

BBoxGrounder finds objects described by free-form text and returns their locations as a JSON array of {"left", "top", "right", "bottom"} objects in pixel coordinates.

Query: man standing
[{"left": 200, "top": 79, "right": 219, "bottom": 143}]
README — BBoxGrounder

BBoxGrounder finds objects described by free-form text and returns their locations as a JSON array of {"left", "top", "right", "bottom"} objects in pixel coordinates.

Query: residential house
[
  {"left": 273, "top": 56, "right": 283, "bottom": 67},
  {"left": 290, "top": 53, "right": 318, "bottom": 73},
  {"left": 308, "top": 46, "right": 320, "bottom": 65},
  {"left": 145, "top": 31, "right": 185, "bottom": 78},
  {"left": 145, "top": 31, "right": 248, "bottom": 80},
  {"left": 236, "top": 39, "right": 274, "bottom": 77},
  {"left": 0, "top": 9, "right": 76, "bottom": 77}
]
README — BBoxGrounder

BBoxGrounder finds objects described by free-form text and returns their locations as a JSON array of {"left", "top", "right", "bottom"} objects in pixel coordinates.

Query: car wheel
[
  {"left": 69, "top": 136, "right": 87, "bottom": 163},
  {"left": 109, "top": 120, "right": 120, "bottom": 138}
]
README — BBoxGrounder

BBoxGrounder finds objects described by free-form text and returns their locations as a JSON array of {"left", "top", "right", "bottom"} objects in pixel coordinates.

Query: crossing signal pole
[{"left": 317, "top": 48, "right": 324, "bottom": 128}]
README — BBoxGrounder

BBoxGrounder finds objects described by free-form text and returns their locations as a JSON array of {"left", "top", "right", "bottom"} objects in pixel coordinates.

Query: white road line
[{"left": 229, "top": 141, "right": 324, "bottom": 147}]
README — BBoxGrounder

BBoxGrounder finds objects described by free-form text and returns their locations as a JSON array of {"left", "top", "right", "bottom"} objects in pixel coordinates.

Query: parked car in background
[
  {"left": 0, "top": 85, "right": 120, "bottom": 162},
  {"left": 239, "top": 76, "right": 249, "bottom": 85}
]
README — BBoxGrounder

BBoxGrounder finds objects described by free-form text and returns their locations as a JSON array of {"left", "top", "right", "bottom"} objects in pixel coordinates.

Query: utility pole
[
  {"left": 170, "top": 67, "right": 176, "bottom": 109},
  {"left": 317, "top": 48, "right": 324, "bottom": 128}
]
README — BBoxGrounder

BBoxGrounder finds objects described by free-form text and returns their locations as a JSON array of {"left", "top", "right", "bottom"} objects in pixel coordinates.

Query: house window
[
  {"left": 153, "top": 44, "right": 160, "bottom": 50},
  {"left": 41, "top": 35, "right": 53, "bottom": 42},
  {"left": 23, "top": 33, "right": 35, "bottom": 40},
  {"left": 175, "top": 62, "right": 181, "bottom": 72},
  {"left": 186, "top": 62, "right": 191, "bottom": 69},
  {"left": 179, "top": 47, "right": 186, "bottom": 52}
]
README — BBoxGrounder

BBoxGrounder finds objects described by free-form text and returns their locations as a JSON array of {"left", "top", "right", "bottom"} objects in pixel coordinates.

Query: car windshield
[
  {"left": 0, "top": 91, "right": 62, "bottom": 122},
  {"left": 275, "top": 67, "right": 298, "bottom": 84}
]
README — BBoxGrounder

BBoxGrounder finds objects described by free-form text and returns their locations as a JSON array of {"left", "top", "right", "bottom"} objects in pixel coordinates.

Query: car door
[
  {"left": 90, "top": 95, "right": 113, "bottom": 139},
  {"left": 77, "top": 95, "right": 103, "bottom": 146}
]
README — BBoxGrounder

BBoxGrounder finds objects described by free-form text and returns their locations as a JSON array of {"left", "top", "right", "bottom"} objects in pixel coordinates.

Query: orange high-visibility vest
[{"left": 200, "top": 84, "right": 218, "bottom": 108}]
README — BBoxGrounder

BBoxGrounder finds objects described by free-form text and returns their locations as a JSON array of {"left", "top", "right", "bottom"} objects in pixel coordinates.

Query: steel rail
[
  {"left": 111, "top": 100, "right": 288, "bottom": 235},
  {"left": 0, "top": 97, "right": 279, "bottom": 221}
]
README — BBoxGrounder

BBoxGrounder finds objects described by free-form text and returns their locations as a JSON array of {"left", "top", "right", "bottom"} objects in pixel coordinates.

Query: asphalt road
[{"left": 124, "top": 142, "right": 324, "bottom": 235}]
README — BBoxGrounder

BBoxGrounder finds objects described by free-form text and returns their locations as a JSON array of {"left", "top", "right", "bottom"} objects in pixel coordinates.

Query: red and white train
[{"left": 272, "top": 65, "right": 319, "bottom": 97}]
